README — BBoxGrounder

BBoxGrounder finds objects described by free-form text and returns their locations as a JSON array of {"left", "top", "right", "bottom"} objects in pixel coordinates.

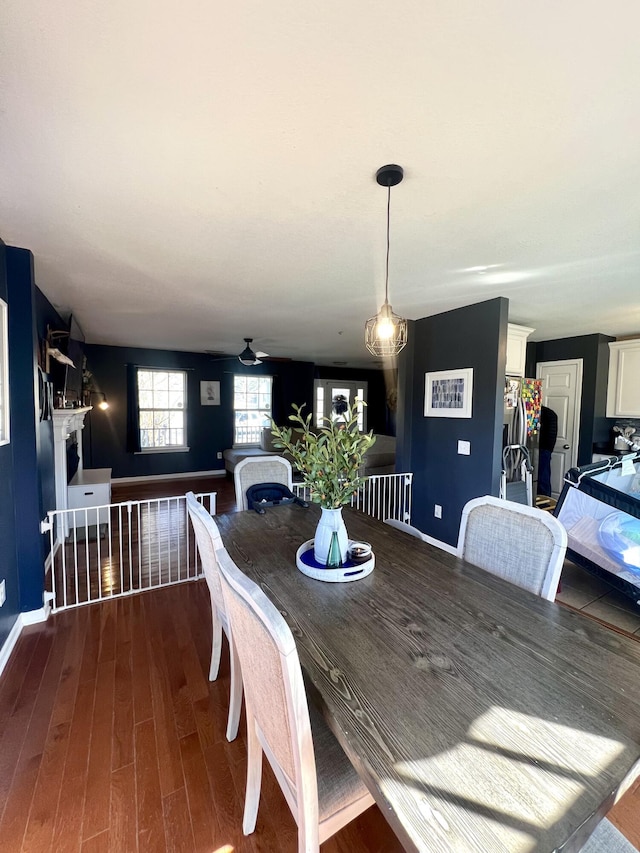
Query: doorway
[
  {"left": 536, "top": 359, "right": 583, "bottom": 498},
  {"left": 314, "top": 380, "right": 368, "bottom": 431}
]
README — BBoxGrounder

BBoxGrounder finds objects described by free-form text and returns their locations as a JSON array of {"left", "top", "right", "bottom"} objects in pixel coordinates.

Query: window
[
  {"left": 314, "top": 380, "right": 368, "bottom": 431},
  {"left": 233, "top": 375, "right": 272, "bottom": 445},
  {"left": 0, "top": 298, "right": 8, "bottom": 446},
  {"left": 137, "top": 368, "right": 187, "bottom": 451}
]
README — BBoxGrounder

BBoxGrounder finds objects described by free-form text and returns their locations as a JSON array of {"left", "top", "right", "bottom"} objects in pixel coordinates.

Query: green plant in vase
[{"left": 271, "top": 403, "right": 376, "bottom": 566}]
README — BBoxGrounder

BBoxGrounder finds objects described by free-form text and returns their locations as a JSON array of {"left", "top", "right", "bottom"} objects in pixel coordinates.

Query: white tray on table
[{"left": 295, "top": 539, "right": 375, "bottom": 583}]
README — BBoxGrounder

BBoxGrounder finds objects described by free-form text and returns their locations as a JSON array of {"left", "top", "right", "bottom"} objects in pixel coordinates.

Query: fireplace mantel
[{"left": 52, "top": 407, "right": 92, "bottom": 535}]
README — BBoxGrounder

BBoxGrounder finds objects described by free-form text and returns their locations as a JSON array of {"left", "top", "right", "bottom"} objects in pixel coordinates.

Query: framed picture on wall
[
  {"left": 424, "top": 368, "right": 473, "bottom": 418},
  {"left": 200, "top": 380, "right": 221, "bottom": 406}
]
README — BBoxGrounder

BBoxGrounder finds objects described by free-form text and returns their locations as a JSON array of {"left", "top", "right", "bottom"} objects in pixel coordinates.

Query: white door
[
  {"left": 314, "top": 380, "right": 368, "bottom": 431},
  {"left": 536, "top": 359, "right": 583, "bottom": 498}
]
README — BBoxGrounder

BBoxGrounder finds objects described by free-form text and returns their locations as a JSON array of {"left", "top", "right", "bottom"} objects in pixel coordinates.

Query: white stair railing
[{"left": 45, "top": 474, "right": 413, "bottom": 612}]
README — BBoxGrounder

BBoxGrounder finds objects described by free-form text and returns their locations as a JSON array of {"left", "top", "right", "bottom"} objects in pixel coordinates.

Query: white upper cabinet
[
  {"left": 606, "top": 339, "right": 640, "bottom": 417},
  {"left": 506, "top": 324, "right": 535, "bottom": 377}
]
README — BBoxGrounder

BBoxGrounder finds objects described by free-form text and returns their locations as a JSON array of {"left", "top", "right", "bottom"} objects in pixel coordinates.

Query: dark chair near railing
[
  {"left": 457, "top": 495, "right": 567, "bottom": 601},
  {"left": 217, "top": 547, "right": 374, "bottom": 852},
  {"left": 185, "top": 492, "right": 242, "bottom": 741}
]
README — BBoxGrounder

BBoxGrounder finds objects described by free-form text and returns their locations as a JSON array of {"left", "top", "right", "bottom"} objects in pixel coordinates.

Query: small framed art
[
  {"left": 200, "top": 380, "right": 221, "bottom": 406},
  {"left": 424, "top": 368, "right": 473, "bottom": 418}
]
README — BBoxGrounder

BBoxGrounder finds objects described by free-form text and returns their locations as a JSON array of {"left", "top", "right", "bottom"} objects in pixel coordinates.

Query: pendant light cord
[{"left": 385, "top": 184, "right": 391, "bottom": 305}]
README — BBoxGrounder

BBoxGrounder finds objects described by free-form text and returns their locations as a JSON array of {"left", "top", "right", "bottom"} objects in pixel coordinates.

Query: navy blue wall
[
  {"left": 0, "top": 240, "right": 20, "bottom": 648},
  {"left": 398, "top": 298, "right": 508, "bottom": 546},
  {"left": 83, "top": 345, "right": 392, "bottom": 478},
  {"left": 83, "top": 344, "right": 317, "bottom": 477},
  {"left": 527, "top": 333, "right": 615, "bottom": 463},
  {"left": 6, "top": 248, "right": 51, "bottom": 613}
]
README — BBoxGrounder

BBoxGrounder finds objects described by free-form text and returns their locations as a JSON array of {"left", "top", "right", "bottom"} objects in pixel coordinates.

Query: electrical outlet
[
  {"left": 458, "top": 440, "right": 471, "bottom": 455},
  {"left": 0, "top": 580, "right": 6, "bottom": 607},
  {"left": 434, "top": 504, "right": 442, "bottom": 519},
  {"left": 217, "top": 451, "right": 222, "bottom": 460}
]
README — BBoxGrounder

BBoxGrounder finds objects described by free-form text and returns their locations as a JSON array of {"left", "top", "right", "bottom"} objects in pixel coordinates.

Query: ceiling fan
[
  {"left": 237, "top": 338, "right": 268, "bottom": 366},
  {"left": 207, "top": 338, "right": 291, "bottom": 366}
]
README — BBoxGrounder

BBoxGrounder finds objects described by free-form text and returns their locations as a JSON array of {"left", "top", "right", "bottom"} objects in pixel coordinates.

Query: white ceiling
[{"left": 2, "top": 1, "right": 640, "bottom": 368}]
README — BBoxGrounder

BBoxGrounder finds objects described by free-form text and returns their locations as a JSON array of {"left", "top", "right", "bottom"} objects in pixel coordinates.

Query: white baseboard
[
  {"left": 22, "top": 597, "right": 53, "bottom": 626},
  {"left": 112, "top": 469, "right": 226, "bottom": 485},
  {"left": 423, "top": 534, "right": 458, "bottom": 556},
  {"left": 0, "top": 615, "right": 23, "bottom": 679},
  {"left": 0, "top": 595, "right": 54, "bottom": 679}
]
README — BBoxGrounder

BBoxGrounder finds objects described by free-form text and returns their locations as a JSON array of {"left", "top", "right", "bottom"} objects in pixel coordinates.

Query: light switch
[{"left": 458, "top": 440, "right": 471, "bottom": 455}]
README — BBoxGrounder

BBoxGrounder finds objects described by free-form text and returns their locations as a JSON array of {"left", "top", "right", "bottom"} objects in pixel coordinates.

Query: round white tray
[{"left": 295, "top": 539, "right": 375, "bottom": 583}]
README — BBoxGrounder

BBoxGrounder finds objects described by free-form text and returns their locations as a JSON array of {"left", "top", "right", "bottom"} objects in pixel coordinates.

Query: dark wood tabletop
[{"left": 215, "top": 503, "right": 640, "bottom": 853}]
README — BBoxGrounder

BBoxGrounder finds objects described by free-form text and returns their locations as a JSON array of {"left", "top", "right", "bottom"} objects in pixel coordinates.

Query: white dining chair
[
  {"left": 216, "top": 548, "right": 375, "bottom": 852},
  {"left": 581, "top": 817, "right": 639, "bottom": 852},
  {"left": 185, "top": 492, "right": 242, "bottom": 741},
  {"left": 457, "top": 495, "right": 567, "bottom": 601},
  {"left": 233, "top": 455, "right": 293, "bottom": 511}
]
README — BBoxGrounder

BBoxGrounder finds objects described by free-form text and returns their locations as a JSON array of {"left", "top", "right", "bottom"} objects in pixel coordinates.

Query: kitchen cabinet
[
  {"left": 506, "top": 323, "right": 535, "bottom": 377},
  {"left": 67, "top": 467, "right": 112, "bottom": 527},
  {"left": 606, "top": 339, "right": 640, "bottom": 417}
]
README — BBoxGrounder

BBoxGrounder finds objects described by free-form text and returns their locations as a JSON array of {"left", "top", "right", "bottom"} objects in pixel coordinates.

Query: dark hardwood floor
[{"left": 1, "top": 474, "right": 638, "bottom": 851}]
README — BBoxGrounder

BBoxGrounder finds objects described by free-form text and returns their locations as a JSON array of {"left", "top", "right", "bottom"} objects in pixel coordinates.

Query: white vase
[{"left": 314, "top": 507, "right": 349, "bottom": 566}]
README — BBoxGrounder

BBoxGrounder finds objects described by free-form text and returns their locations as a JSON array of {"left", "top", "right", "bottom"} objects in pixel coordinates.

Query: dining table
[{"left": 215, "top": 503, "right": 640, "bottom": 853}]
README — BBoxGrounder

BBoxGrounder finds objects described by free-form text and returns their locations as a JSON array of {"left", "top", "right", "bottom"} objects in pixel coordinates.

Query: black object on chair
[{"left": 245, "top": 482, "right": 309, "bottom": 515}]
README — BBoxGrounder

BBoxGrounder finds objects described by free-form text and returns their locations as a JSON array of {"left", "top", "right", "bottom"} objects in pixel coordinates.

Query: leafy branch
[{"left": 270, "top": 403, "right": 376, "bottom": 509}]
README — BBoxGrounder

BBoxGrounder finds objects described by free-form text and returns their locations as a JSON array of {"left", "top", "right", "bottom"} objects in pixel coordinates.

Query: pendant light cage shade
[
  {"left": 365, "top": 303, "right": 408, "bottom": 356},
  {"left": 365, "top": 164, "right": 408, "bottom": 358}
]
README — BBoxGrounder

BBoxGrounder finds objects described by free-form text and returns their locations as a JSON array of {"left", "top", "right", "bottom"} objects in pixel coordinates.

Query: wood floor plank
[
  {"left": 157, "top": 597, "right": 197, "bottom": 741},
  {"left": 82, "top": 660, "right": 115, "bottom": 841},
  {"left": 179, "top": 731, "right": 220, "bottom": 852},
  {"left": 112, "top": 603, "right": 134, "bottom": 772},
  {"left": 81, "top": 829, "right": 110, "bottom": 853},
  {"left": 135, "top": 718, "right": 166, "bottom": 853},
  {"left": 0, "top": 628, "right": 39, "bottom": 721},
  {"left": 21, "top": 720, "right": 71, "bottom": 853},
  {"left": 203, "top": 739, "right": 258, "bottom": 852},
  {"left": 145, "top": 598, "right": 185, "bottom": 798},
  {"left": 131, "top": 593, "right": 154, "bottom": 724},
  {"left": 162, "top": 788, "right": 196, "bottom": 853},
  {"left": 97, "top": 600, "right": 117, "bottom": 664},
  {"left": 609, "top": 779, "right": 640, "bottom": 848},
  {"left": 0, "top": 754, "right": 40, "bottom": 852},
  {"left": 51, "top": 677, "right": 97, "bottom": 853},
  {"left": 111, "top": 762, "right": 138, "bottom": 853},
  {"left": 0, "top": 630, "right": 53, "bottom": 817},
  {"left": 14, "top": 622, "right": 68, "bottom": 777}
]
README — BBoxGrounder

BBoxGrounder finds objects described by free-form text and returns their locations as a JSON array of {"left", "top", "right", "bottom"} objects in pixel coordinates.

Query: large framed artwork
[
  {"left": 0, "top": 298, "right": 9, "bottom": 445},
  {"left": 200, "top": 380, "right": 221, "bottom": 406},
  {"left": 424, "top": 368, "right": 473, "bottom": 418}
]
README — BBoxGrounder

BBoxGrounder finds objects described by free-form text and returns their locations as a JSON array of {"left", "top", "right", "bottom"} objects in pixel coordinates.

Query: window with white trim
[
  {"left": 233, "top": 375, "right": 272, "bottom": 445},
  {"left": 137, "top": 368, "right": 187, "bottom": 451}
]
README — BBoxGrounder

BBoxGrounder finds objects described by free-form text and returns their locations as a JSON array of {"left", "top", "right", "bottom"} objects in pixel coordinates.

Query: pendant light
[{"left": 365, "top": 164, "right": 408, "bottom": 357}]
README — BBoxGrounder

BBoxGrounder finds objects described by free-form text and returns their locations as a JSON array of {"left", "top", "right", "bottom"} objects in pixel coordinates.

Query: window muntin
[
  {"left": 137, "top": 368, "right": 187, "bottom": 450},
  {"left": 233, "top": 375, "right": 272, "bottom": 445}
]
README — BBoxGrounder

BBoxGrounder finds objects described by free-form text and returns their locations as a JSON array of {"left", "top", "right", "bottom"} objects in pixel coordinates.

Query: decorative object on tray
[
  {"left": 271, "top": 403, "right": 376, "bottom": 566},
  {"left": 296, "top": 540, "right": 375, "bottom": 583}
]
